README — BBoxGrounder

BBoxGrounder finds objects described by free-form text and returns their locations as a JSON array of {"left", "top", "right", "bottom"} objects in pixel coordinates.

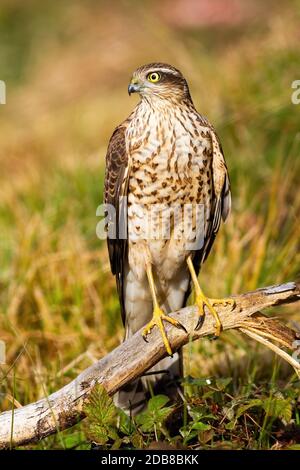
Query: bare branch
[{"left": 0, "top": 281, "right": 299, "bottom": 449}]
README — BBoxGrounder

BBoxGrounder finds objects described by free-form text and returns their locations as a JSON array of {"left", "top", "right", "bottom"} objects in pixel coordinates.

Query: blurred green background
[{"left": 0, "top": 0, "right": 299, "bottom": 449}]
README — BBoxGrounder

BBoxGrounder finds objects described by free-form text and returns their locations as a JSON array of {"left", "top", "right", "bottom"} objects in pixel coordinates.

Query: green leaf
[
  {"left": 131, "top": 432, "right": 144, "bottom": 448},
  {"left": 136, "top": 413, "right": 154, "bottom": 432},
  {"left": 136, "top": 395, "right": 173, "bottom": 435},
  {"left": 225, "top": 420, "right": 236, "bottom": 430},
  {"left": 182, "top": 376, "right": 213, "bottom": 387},
  {"left": 136, "top": 406, "right": 173, "bottom": 433},
  {"left": 118, "top": 409, "right": 134, "bottom": 435},
  {"left": 107, "top": 424, "right": 119, "bottom": 441},
  {"left": 215, "top": 378, "right": 232, "bottom": 391},
  {"left": 191, "top": 422, "right": 211, "bottom": 431},
  {"left": 236, "top": 399, "right": 263, "bottom": 419},
  {"left": 188, "top": 406, "right": 218, "bottom": 422},
  {"left": 262, "top": 397, "right": 292, "bottom": 422},
  {"left": 84, "top": 384, "right": 117, "bottom": 424},
  {"left": 63, "top": 432, "right": 84, "bottom": 449},
  {"left": 155, "top": 407, "right": 174, "bottom": 425},
  {"left": 84, "top": 384, "right": 119, "bottom": 445},
  {"left": 148, "top": 395, "right": 169, "bottom": 411},
  {"left": 89, "top": 424, "right": 109, "bottom": 445},
  {"left": 202, "top": 390, "right": 215, "bottom": 399},
  {"left": 179, "top": 425, "right": 198, "bottom": 443},
  {"left": 222, "top": 406, "right": 235, "bottom": 421},
  {"left": 111, "top": 437, "right": 122, "bottom": 450}
]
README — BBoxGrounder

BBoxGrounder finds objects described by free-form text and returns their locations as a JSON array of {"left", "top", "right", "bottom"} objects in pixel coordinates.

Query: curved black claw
[
  {"left": 177, "top": 322, "right": 188, "bottom": 334},
  {"left": 195, "top": 314, "right": 205, "bottom": 331},
  {"left": 142, "top": 335, "right": 148, "bottom": 343},
  {"left": 211, "top": 334, "right": 219, "bottom": 341}
]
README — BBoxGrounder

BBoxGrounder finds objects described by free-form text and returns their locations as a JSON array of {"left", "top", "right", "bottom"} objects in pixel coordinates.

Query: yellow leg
[
  {"left": 142, "top": 263, "right": 187, "bottom": 356},
  {"left": 186, "top": 256, "right": 235, "bottom": 337}
]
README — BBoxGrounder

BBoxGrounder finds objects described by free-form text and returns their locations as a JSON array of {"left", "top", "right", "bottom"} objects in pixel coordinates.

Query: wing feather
[
  {"left": 104, "top": 125, "right": 129, "bottom": 323},
  {"left": 201, "top": 128, "right": 231, "bottom": 265},
  {"left": 184, "top": 125, "right": 231, "bottom": 304}
]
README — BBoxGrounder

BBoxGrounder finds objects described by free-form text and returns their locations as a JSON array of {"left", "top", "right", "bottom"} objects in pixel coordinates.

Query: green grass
[{"left": 0, "top": 0, "right": 300, "bottom": 450}]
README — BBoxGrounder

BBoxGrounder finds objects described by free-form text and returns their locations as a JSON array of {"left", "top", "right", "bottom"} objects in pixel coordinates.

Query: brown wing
[
  {"left": 201, "top": 127, "right": 231, "bottom": 264},
  {"left": 184, "top": 125, "right": 231, "bottom": 304},
  {"left": 104, "top": 125, "right": 129, "bottom": 323}
]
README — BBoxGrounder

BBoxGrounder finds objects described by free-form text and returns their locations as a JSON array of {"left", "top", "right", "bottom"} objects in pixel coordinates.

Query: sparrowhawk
[{"left": 104, "top": 63, "right": 234, "bottom": 413}]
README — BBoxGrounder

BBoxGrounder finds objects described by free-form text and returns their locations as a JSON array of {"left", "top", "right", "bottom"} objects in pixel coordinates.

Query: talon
[
  {"left": 178, "top": 323, "right": 188, "bottom": 334},
  {"left": 171, "top": 318, "right": 187, "bottom": 333},
  {"left": 194, "top": 294, "right": 224, "bottom": 336},
  {"left": 161, "top": 313, "right": 187, "bottom": 334},
  {"left": 195, "top": 314, "right": 205, "bottom": 331},
  {"left": 142, "top": 307, "right": 185, "bottom": 356},
  {"left": 186, "top": 255, "right": 232, "bottom": 338},
  {"left": 213, "top": 322, "right": 221, "bottom": 337}
]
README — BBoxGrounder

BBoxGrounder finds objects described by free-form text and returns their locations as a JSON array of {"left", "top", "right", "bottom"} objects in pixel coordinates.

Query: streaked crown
[{"left": 128, "top": 62, "right": 192, "bottom": 102}]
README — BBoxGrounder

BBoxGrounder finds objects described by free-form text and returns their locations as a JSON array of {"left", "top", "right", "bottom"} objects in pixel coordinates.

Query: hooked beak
[{"left": 128, "top": 78, "right": 141, "bottom": 95}]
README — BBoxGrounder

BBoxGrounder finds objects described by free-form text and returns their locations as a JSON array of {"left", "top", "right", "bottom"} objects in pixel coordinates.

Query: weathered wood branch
[{"left": 0, "top": 282, "right": 299, "bottom": 449}]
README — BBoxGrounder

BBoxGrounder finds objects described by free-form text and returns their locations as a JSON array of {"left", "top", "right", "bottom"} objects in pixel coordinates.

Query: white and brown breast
[{"left": 125, "top": 100, "right": 215, "bottom": 283}]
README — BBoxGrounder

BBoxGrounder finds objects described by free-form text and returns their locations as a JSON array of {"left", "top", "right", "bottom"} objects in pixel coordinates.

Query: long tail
[
  {"left": 115, "top": 349, "right": 183, "bottom": 415},
  {"left": 114, "top": 268, "right": 187, "bottom": 415}
]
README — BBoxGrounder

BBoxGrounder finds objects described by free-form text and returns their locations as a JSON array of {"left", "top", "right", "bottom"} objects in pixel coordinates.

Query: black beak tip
[
  {"left": 128, "top": 83, "right": 139, "bottom": 96},
  {"left": 128, "top": 84, "right": 134, "bottom": 96}
]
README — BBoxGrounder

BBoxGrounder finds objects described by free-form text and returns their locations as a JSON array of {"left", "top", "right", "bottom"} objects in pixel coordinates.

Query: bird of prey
[{"left": 104, "top": 63, "right": 234, "bottom": 413}]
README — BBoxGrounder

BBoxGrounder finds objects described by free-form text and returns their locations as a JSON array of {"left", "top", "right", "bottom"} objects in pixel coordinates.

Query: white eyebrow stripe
[{"left": 148, "top": 68, "right": 179, "bottom": 76}]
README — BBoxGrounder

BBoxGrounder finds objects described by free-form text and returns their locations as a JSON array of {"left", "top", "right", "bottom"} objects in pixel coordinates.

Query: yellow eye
[{"left": 147, "top": 72, "right": 161, "bottom": 83}]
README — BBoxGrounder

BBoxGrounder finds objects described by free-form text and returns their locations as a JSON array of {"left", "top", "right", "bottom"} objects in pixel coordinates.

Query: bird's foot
[
  {"left": 195, "top": 293, "right": 235, "bottom": 337},
  {"left": 142, "top": 305, "right": 187, "bottom": 356}
]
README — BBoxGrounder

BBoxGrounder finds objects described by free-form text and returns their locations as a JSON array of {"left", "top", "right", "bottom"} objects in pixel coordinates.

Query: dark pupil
[{"left": 152, "top": 74, "right": 157, "bottom": 80}]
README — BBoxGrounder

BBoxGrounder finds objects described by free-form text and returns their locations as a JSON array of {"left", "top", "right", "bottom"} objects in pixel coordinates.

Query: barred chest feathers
[{"left": 125, "top": 101, "right": 213, "bottom": 281}]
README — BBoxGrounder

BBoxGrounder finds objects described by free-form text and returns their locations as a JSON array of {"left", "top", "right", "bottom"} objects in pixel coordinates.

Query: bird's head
[{"left": 128, "top": 63, "right": 192, "bottom": 104}]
